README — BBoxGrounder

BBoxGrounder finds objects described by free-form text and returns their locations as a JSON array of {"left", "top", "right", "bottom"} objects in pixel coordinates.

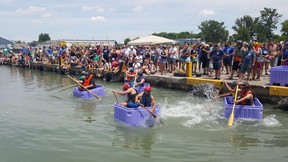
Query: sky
[{"left": 1, "top": 0, "right": 288, "bottom": 43}]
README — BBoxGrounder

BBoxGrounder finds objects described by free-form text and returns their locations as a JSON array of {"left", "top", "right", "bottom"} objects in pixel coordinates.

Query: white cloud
[
  {"left": 82, "top": 6, "right": 105, "bottom": 12},
  {"left": 41, "top": 13, "right": 53, "bottom": 18},
  {"left": 15, "top": 6, "right": 46, "bottom": 15},
  {"left": 199, "top": 9, "right": 215, "bottom": 16},
  {"left": 132, "top": 5, "right": 144, "bottom": 12},
  {"left": 90, "top": 16, "right": 106, "bottom": 22}
]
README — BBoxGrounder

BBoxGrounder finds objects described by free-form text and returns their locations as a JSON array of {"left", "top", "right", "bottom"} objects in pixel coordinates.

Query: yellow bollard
[{"left": 186, "top": 62, "right": 192, "bottom": 77}]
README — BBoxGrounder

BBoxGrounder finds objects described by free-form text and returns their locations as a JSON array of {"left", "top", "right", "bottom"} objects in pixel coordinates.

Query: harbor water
[{"left": 0, "top": 66, "right": 287, "bottom": 162}]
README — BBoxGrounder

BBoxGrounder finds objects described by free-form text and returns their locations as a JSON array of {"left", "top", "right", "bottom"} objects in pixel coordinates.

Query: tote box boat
[
  {"left": 73, "top": 84, "right": 105, "bottom": 98},
  {"left": 114, "top": 103, "right": 160, "bottom": 127},
  {"left": 224, "top": 96, "right": 263, "bottom": 120}
]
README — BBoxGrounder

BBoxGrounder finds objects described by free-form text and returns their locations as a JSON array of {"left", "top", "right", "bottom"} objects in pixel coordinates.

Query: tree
[
  {"left": 232, "top": 15, "right": 259, "bottom": 42},
  {"left": 198, "top": 20, "right": 229, "bottom": 43},
  {"left": 259, "top": 7, "right": 282, "bottom": 40},
  {"left": 281, "top": 20, "right": 288, "bottom": 36},
  {"left": 124, "top": 38, "right": 131, "bottom": 45},
  {"left": 38, "top": 33, "right": 51, "bottom": 42}
]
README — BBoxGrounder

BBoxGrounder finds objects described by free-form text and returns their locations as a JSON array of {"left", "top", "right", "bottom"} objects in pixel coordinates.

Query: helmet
[
  {"left": 144, "top": 86, "right": 152, "bottom": 92},
  {"left": 129, "top": 68, "right": 134, "bottom": 72},
  {"left": 81, "top": 71, "right": 89, "bottom": 76},
  {"left": 123, "top": 83, "right": 130, "bottom": 90},
  {"left": 240, "top": 83, "right": 250, "bottom": 89}
]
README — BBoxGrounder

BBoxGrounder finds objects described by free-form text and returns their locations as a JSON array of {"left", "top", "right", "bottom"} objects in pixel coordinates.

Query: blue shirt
[
  {"left": 223, "top": 46, "right": 234, "bottom": 60},
  {"left": 283, "top": 49, "right": 288, "bottom": 60},
  {"left": 210, "top": 50, "right": 224, "bottom": 63},
  {"left": 242, "top": 50, "right": 256, "bottom": 64}
]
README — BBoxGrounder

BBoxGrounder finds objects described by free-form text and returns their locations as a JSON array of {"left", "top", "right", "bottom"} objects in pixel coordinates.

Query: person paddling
[
  {"left": 112, "top": 83, "right": 139, "bottom": 108},
  {"left": 135, "top": 86, "right": 157, "bottom": 113},
  {"left": 78, "top": 71, "right": 96, "bottom": 91},
  {"left": 216, "top": 81, "right": 238, "bottom": 98},
  {"left": 234, "top": 83, "right": 255, "bottom": 106}
]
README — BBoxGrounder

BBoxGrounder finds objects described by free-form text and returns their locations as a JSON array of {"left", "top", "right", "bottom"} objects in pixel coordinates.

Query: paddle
[
  {"left": 137, "top": 102, "right": 166, "bottom": 124},
  {"left": 67, "top": 75, "right": 101, "bottom": 99},
  {"left": 59, "top": 84, "right": 77, "bottom": 92},
  {"left": 228, "top": 85, "right": 239, "bottom": 127},
  {"left": 112, "top": 91, "right": 119, "bottom": 103},
  {"left": 215, "top": 81, "right": 225, "bottom": 97}
]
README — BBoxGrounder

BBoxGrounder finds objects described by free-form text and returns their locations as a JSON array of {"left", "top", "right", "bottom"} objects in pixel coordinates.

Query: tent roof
[
  {"left": 0, "top": 37, "right": 13, "bottom": 45},
  {"left": 127, "top": 35, "right": 176, "bottom": 45}
]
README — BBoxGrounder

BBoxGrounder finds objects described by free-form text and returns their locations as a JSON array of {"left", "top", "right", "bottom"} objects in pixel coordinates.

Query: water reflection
[
  {"left": 112, "top": 125, "right": 156, "bottom": 157},
  {"left": 229, "top": 132, "right": 260, "bottom": 148},
  {"left": 74, "top": 101, "right": 96, "bottom": 123}
]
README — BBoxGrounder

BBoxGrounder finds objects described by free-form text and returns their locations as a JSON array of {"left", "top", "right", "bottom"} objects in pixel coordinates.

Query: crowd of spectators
[{"left": 1, "top": 39, "right": 288, "bottom": 83}]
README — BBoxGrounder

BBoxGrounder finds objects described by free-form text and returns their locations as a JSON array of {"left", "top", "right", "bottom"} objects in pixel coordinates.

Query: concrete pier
[{"left": 11, "top": 62, "right": 288, "bottom": 107}]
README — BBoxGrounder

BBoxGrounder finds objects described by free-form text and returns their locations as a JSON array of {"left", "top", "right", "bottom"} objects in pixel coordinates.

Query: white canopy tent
[{"left": 127, "top": 35, "right": 176, "bottom": 45}]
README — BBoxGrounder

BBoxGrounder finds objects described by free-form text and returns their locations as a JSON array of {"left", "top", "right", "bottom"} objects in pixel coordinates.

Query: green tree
[
  {"left": 124, "top": 38, "right": 131, "bottom": 45},
  {"left": 38, "top": 33, "right": 51, "bottom": 42},
  {"left": 232, "top": 15, "right": 259, "bottom": 42},
  {"left": 259, "top": 7, "right": 282, "bottom": 40},
  {"left": 281, "top": 20, "right": 288, "bottom": 36},
  {"left": 198, "top": 20, "right": 229, "bottom": 43}
]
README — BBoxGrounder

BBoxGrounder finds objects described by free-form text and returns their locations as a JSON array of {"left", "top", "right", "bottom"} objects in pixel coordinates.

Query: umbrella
[{"left": 127, "top": 35, "right": 176, "bottom": 45}]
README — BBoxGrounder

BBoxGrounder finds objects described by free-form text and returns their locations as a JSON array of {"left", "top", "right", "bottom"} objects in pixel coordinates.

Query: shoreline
[{"left": 2, "top": 62, "right": 288, "bottom": 109}]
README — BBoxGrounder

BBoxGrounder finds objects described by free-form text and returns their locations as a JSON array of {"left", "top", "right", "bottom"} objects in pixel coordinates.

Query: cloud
[
  {"left": 90, "top": 16, "right": 106, "bottom": 22},
  {"left": 15, "top": 6, "right": 46, "bottom": 15},
  {"left": 41, "top": 13, "right": 53, "bottom": 18},
  {"left": 82, "top": 5, "right": 105, "bottom": 12},
  {"left": 132, "top": 5, "right": 144, "bottom": 12},
  {"left": 199, "top": 9, "right": 215, "bottom": 16}
]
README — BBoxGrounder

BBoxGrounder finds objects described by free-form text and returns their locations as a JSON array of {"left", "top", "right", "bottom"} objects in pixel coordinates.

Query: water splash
[
  {"left": 161, "top": 84, "right": 224, "bottom": 128},
  {"left": 262, "top": 114, "right": 282, "bottom": 127}
]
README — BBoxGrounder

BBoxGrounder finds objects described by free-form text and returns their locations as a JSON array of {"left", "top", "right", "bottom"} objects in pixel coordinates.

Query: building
[
  {"left": 0, "top": 37, "right": 14, "bottom": 49},
  {"left": 37, "top": 39, "right": 116, "bottom": 48},
  {"left": 176, "top": 38, "right": 202, "bottom": 45}
]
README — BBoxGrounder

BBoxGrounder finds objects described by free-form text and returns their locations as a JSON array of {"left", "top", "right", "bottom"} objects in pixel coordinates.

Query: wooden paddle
[
  {"left": 228, "top": 85, "right": 239, "bottom": 127},
  {"left": 137, "top": 102, "right": 166, "bottom": 124},
  {"left": 67, "top": 75, "right": 101, "bottom": 99},
  {"left": 112, "top": 91, "right": 119, "bottom": 103}
]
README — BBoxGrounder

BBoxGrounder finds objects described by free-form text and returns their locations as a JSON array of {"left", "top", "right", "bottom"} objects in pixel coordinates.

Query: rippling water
[{"left": 0, "top": 66, "right": 288, "bottom": 162}]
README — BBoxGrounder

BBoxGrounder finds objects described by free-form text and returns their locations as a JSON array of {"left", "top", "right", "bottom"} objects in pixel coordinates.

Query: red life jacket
[
  {"left": 240, "top": 90, "right": 253, "bottom": 105},
  {"left": 80, "top": 74, "right": 93, "bottom": 91},
  {"left": 126, "top": 72, "right": 136, "bottom": 82}
]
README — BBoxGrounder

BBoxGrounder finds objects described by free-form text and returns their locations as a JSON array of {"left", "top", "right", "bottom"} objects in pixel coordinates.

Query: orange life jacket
[
  {"left": 126, "top": 71, "right": 136, "bottom": 82},
  {"left": 240, "top": 90, "right": 253, "bottom": 105},
  {"left": 80, "top": 74, "right": 93, "bottom": 91}
]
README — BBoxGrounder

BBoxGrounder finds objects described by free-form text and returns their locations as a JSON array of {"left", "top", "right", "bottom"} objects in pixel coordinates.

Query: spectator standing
[
  {"left": 238, "top": 45, "right": 256, "bottom": 83},
  {"left": 210, "top": 44, "right": 224, "bottom": 79},
  {"left": 223, "top": 42, "right": 234, "bottom": 74},
  {"left": 168, "top": 44, "right": 178, "bottom": 73},
  {"left": 228, "top": 41, "right": 245, "bottom": 80}
]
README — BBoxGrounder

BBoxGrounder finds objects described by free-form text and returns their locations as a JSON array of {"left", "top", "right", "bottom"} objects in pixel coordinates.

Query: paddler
[
  {"left": 112, "top": 83, "right": 139, "bottom": 108},
  {"left": 135, "top": 86, "right": 157, "bottom": 113}
]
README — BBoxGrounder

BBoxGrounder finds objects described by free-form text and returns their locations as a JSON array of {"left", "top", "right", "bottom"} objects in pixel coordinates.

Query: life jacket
[
  {"left": 127, "top": 88, "right": 138, "bottom": 102},
  {"left": 239, "top": 90, "right": 254, "bottom": 105},
  {"left": 80, "top": 74, "right": 93, "bottom": 91},
  {"left": 141, "top": 94, "right": 152, "bottom": 107},
  {"left": 126, "top": 71, "right": 136, "bottom": 82}
]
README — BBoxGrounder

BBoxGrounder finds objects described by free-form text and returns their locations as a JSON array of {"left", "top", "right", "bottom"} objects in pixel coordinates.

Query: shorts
[
  {"left": 179, "top": 57, "right": 187, "bottom": 63},
  {"left": 213, "top": 62, "right": 221, "bottom": 70},
  {"left": 168, "top": 58, "right": 176, "bottom": 64},
  {"left": 223, "top": 59, "right": 232, "bottom": 66},
  {"left": 232, "top": 61, "right": 240, "bottom": 71},
  {"left": 253, "top": 62, "right": 262, "bottom": 70},
  {"left": 127, "top": 102, "right": 139, "bottom": 108},
  {"left": 160, "top": 58, "right": 168, "bottom": 64},
  {"left": 240, "top": 63, "right": 252, "bottom": 73}
]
